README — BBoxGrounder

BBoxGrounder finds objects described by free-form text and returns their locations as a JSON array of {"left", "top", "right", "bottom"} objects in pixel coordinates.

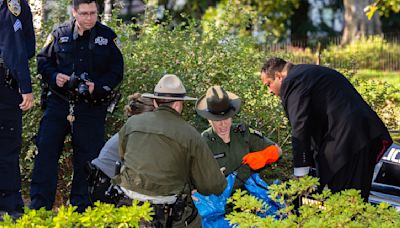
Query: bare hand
[
  {"left": 86, "top": 81, "right": 95, "bottom": 94},
  {"left": 191, "top": 189, "right": 199, "bottom": 202},
  {"left": 20, "top": 93, "right": 34, "bottom": 111},
  {"left": 56, "top": 73, "right": 70, "bottom": 87},
  {"left": 220, "top": 167, "right": 226, "bottom": 175}
]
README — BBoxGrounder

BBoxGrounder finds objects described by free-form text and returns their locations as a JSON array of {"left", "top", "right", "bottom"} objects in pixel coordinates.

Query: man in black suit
[{"left": 260, "top": 57, "right": 393, "bottom": 201}]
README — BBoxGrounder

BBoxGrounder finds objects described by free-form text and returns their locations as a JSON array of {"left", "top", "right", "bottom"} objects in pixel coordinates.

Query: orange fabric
[{"left": 242, "top": 145, "right": 279, "bottom": 170}]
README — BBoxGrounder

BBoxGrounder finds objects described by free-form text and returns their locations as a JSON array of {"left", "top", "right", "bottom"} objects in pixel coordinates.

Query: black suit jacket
[{"left": 280, "top": 64, "right": 392, "bottom": 183}]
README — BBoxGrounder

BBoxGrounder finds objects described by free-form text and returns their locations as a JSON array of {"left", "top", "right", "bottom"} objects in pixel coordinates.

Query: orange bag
[{"left": 242, "top": 145, "right": 279, "bottom": 170}]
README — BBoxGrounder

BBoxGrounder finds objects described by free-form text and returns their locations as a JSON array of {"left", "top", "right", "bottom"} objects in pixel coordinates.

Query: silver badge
[
  {"left": 94, "top": 36, "right": 108, "bottom": 46},
  {"left": 7, "top": 0, "right": 21, "bottom": 17},
  {"left": 59, "top": 36, "right": 70, "bottom": 43}
]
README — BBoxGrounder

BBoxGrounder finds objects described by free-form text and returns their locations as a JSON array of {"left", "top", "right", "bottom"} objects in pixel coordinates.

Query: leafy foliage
[
  {"left": 202, "top": 0, "right": 299, "bottom": 42},
  {"left": 226, "top": 176, "right": 400, "bottom": 227},
  {"left": 0, "top": 201, "right": 153, "bottom": 227}
]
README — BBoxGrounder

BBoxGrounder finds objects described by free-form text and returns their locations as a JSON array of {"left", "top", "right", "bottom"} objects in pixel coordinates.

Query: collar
[
  {"left": 73, "top": 20, "right": 95, "bottom": 40},
  {"left": 156, "top": 105, "right": 182, "bottom": 117}
]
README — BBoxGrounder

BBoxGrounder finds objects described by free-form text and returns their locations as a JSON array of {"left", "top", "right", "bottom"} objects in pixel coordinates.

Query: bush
[
  {"left": 0, "top": 201, "right": 153, "bottom": 227},
  {"left": 226, "top": 176, "right": 400, "bottom": 227}
]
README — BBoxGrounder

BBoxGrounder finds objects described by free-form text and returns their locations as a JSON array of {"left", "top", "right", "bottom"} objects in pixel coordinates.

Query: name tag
[{"left": 214, "top": 152, "right": 225, "bottom": 159}]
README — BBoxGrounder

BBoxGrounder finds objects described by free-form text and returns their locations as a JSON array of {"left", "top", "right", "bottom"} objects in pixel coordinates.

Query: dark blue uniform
[
  {"left": 30, "top": 19, "right": 123, "bottom": 212},
  {"left": 0, "top": 0, "right": 35, "bottom": 213}
]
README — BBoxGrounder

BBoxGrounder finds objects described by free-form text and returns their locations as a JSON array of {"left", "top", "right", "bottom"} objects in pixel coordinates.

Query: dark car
[{"left": 369, "top": 143, "right": 400, "bottom": 211}]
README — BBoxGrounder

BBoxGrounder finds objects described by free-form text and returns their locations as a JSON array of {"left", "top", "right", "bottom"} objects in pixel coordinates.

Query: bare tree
[{"left": 342, "top": 0, "right": 381, "bottom": 45}]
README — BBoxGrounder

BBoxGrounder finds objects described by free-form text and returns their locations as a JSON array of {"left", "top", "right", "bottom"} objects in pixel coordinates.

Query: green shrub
[
  {"left": 226, "top": 176, "right": 400, "bottom": 227},
  {"left": 0, "top": 201, "right": 153, "bottom": 227}
]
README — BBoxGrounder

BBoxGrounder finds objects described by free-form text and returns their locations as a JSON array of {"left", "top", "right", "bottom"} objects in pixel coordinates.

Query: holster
[
  {"left": 40, "top": 82, "right": 50, "bottom": 110},
  {"left": 86, "top": 162, "right": 114, "bottom": 204},
  {"left": 0, "top": 63, "right": 18, "bottom": 90}
]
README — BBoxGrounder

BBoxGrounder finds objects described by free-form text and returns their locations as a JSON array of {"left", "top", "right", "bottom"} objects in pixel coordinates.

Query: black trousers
[{"left": 327, "top": 139, "right": 381, "bottom": 201}]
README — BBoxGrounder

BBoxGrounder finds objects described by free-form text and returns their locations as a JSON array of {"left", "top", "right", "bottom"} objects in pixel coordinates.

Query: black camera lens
[
  {"left": 78, "top": 82, "right": 89, "bottom": 97},
  {"left": 67, "top": 73, "right": 80, "bottom": 90}
]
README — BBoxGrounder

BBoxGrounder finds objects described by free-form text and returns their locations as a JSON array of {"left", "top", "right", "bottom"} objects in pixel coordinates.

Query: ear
[
  {"left": 71, "top": 7, "right": 77, "bottom": 18},
  {"left": 276, "top": 71, "right": 285, "bottom": 81}
]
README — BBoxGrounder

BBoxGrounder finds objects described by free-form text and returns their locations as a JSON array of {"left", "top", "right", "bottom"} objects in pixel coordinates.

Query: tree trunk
[
  {"left": 342, "top": 0, "right": 381, "bottom": 45},
  {"left": 28, "top": 0, "right": 44, "bottom": 34},
  {"left": 103, "top": 0, "right": 114, "bottom": 23}
]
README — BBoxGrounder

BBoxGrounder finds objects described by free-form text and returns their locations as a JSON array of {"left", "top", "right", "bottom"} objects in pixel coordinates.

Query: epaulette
[
  {"left": 201, "top": 129, "right": 217, "bottom": 142},
  {"left": 249, "top": 127, "right": 263, "bottom": 138},
  {"left": 233, "top": 123, "right": 247, "bottom": 134}
]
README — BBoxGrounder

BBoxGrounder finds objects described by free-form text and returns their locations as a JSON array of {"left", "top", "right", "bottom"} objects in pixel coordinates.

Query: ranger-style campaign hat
[
  {"left": 142, "top": 74, "right": 197, "bottom": 101},
  {"left": 196, "top": 86, "right": 241, "bottom": 121}
]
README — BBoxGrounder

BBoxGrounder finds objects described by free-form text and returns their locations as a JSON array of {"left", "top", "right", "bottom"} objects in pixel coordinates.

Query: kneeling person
[
  {"left": 195, "top": 86, "right": 282, "bottom": 190},
  {"left": 88, "top": 93, "right": 154, "bottom": 204}
]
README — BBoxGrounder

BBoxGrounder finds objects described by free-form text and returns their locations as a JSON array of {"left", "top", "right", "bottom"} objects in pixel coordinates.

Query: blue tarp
[{"left": 193, "top": 173, "right": 280, "bottom": 228}]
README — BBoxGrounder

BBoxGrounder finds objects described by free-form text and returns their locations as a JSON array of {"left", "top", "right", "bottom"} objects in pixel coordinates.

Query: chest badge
[
  {"left": 7, "top": 0, "right": 21, "bottom": 17},
  {"left": 59, "top": 36, "right": 70, "bottom": 43},
  {"left": 95, "top": 36, "right": 108, "bottom": 46}
]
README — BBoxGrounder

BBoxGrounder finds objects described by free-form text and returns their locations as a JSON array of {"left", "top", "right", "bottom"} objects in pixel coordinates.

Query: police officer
[
  {"left": 0, "top": 0, "right": 35, "bottom": 215},
  {"left": 30, "top": 0, "right": 123, "bottom": 212},
  {"left": 195, "top": 86, "right": 282, "bottom": 190},
  {"left": 115, "top": 74, "right": 227, "bottom": 227}
]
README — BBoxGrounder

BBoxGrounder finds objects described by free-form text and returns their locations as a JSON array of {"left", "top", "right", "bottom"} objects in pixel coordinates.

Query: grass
[{"left": 355, "top": 69, "right": 400, "bottom": 85}]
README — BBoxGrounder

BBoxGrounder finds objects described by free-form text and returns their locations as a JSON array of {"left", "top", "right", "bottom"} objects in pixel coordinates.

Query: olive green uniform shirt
[
  {"left": 116, "top": 106, "right": 227, "bottom": 197},
  {"left": 201, "top": 123, "right": 275, "bottom": 189}
]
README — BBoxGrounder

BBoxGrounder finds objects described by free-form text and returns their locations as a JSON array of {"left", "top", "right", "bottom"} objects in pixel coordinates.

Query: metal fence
[{"left": 264, "top": 32, "right": 400, "bottom": 71}]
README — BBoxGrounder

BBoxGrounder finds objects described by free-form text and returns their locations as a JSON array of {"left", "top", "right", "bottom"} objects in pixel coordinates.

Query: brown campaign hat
[
  {"left": 195, "top": 86, "right": 241, "bottom": 121},
  {"left": 142, "top": 74, "right": 197, "bottom": 101}
]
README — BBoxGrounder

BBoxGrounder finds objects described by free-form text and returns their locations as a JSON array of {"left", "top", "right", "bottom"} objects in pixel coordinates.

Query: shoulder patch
[
  {"left": 113, "top": 37, "right": 122, "bottom": 50},
  {"left": 13, "top": 18, "right": 22, "bottom": 32},
  {"left": 7, "top": 0, "right": 21, "bottom": 17},
  {"left": 43, "top": 33, "right": 54, "bottom": 48},
  {"left": 249, "top": 128, "right": 263, "bottom": 138}
]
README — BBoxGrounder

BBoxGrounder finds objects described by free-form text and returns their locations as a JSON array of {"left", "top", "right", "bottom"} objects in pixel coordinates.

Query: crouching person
[
  {"left": 87, "top": 93, "right": 155, "bottom": 204},
  {"left": 114, "top": 74, "right": 227, "bottom": 227}
]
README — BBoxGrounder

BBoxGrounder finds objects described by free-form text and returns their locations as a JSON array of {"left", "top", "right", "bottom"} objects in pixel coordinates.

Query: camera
[{"left": 67, "top": 72, "right": 90, "bottom": 97}]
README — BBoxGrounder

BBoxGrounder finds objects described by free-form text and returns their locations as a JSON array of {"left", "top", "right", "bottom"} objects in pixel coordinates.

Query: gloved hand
[{"left": 242, "top": 145, "right": 279, "bottom": 170}]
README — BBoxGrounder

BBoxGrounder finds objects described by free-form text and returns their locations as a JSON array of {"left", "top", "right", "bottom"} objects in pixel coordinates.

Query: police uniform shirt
[
  {"left": 37, "top": 19, "right": 123, "bottom": 100},
  {"left": 0, "top": 0, "right": 35, "bottom": 93},
  {"left": 201, "top": 123, "right": 275, "bottom": 189}
]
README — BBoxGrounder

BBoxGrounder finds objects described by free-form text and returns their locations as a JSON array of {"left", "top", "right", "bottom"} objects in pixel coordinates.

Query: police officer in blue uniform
[
  {"left": 30, "top": 0, "right": 123, "bottom": 212},
  {"left": 0, "top": 0, "right": 35, "bottom": 214}
]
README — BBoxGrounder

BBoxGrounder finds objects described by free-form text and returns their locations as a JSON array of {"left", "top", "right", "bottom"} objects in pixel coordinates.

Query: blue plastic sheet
[
  {"left": 193, "top": 173, "right": 236, "bottom": 227},
  {"left": 244, "top": 173, "right": 280, "bottom": 217},
  {"left": 193, "top": 173, "right": 282, "bottom": 227}
]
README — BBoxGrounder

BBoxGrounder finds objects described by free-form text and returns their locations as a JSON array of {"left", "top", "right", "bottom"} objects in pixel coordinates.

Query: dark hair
[
  {"left": 73, "top": 0, "right": 98, "bottom": 9},
  {"left": 261, "top": 57, "right": 288, "bottom": 80},
  {"left": 154, "top": 98, "right": 177, "bottom": 108},
  {"left": 124, "top": 93, "right": 155, "bottom": 117}
]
